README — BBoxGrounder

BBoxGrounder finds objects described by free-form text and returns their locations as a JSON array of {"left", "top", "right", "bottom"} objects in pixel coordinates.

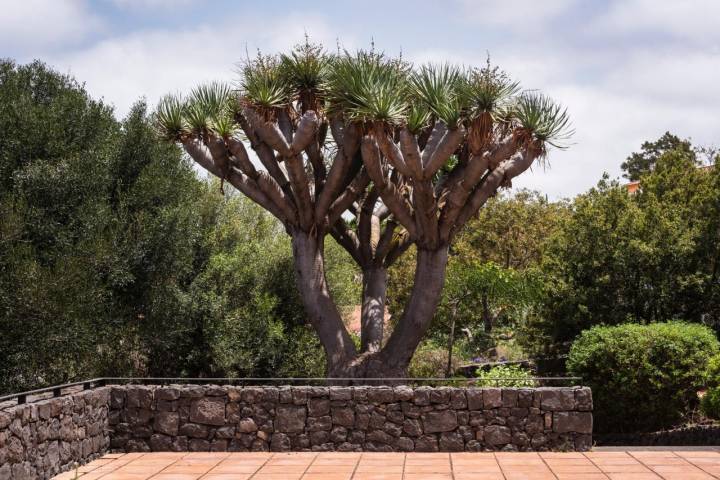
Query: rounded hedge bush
[
  {"left": 701, "top": 388, "right": 720, "bottom": 420},
  {"left": 705, "top": 353, "right": 720, "bottom": 388},
  {"left": 701, "top": 353, "right": 720, "bottom": 420},
  {"left": 567, "top": 321, "right": 719, "bottom": 433}
]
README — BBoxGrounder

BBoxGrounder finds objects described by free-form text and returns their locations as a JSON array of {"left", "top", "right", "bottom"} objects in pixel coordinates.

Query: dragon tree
[{"left": 155, "top": 42, "right": 572, "bottom": 378}]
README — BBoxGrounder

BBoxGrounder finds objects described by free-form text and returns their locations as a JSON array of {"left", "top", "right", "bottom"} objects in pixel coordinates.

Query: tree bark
[
  {"left": 360, "top": 266, "right": 387, "bottom": 353},
  {"left": 291, "top": 229, "right": 357, "bottom": 375},
  {"left": 380, "top": 246, "right": 450, "bottom": 373}
]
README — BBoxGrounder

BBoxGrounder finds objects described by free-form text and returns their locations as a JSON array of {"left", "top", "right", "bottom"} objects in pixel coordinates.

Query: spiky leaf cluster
[
  {"left": 459, "top": 65, "right": 520, "bottom": 121},
  {"left": 279, "top": 39, "right": 330, "bottom": 105},
  {"left": 155, "top": 82, "right": 237, "bottom": 141},
  {"left": 409, "top": 64, "right": 463, "bottom": 128},
  {"left": 156, "top": 42, "right": 573, "bottom": 151},
  {"left": 514, "top": 92, "right": 574, "bottom": 152},
  {"left": 239, "top": 54, "right": 289, "bottom": 111},
  {"left": 325, "top": 50, "right": 410, "bottom": 124}
]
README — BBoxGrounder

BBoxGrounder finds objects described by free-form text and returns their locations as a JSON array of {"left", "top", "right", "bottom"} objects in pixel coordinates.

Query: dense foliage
[
  {"left": 621, "top": 132, "right": 695, "bottom": 181},
  {"left": 567, "top": 322, "right": 719, "bottom": 433},
  {"left": 525, "top": 148, "right": 720, "bottom": 357},
  {"left": 701, "top": 354, "right": 720, "bottom": 420},
  {"left": 0, "top": 60, "right": 359, "bottom": 394}
]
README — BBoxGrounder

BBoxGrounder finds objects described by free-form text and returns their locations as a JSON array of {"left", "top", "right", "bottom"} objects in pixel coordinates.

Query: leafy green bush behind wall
[{"left": 567, "top": 322, "right": 719, "bottom": 433}]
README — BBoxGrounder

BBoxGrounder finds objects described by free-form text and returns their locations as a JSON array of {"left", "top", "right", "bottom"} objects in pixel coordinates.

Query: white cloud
[
  {"left": 47, "top": 13, "right": 346, "bottom": 118},
  {"left": 603, "top": 50, "right": 720, "bottom": 107},
  {"left": 458, "top": 0, "right": 577, "bottom": 28},
  {"left": 110, "top": 0, "right": 196, "bottom": 10},
  {"left": 593, "top": 0, "right": 720, "bottom": 44},
  {"left": 0, "top": 0, "right": 102, "bottom": 53}
]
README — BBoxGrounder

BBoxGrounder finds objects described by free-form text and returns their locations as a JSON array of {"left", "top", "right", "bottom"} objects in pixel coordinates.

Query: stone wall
[
  {"left": 108, "top": 385, "right": 592, "bottom": 453},
  {"left": 0, "top": 384, "right": 592, "bottom": 478},
  {"left": 0, "top": 388, "right": 110, "bottom": 480}
]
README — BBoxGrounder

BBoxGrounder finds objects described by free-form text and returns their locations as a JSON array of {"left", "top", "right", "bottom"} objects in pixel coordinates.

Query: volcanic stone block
[
  {"left": 190, "top": 397, "right": 226, "bottom": 426},
  {"left": 331, "top": 407, "right": 355, "bottom": 427},
  {"left": 153, "top": 411, "right": 179, "bottom": 436},
  {"left": 422, "top": 410, "right": 458, "bottom": 433},
  {"left": 275, "top": 406, "right": 307, "bottom": 433},
  {"left": 540, "top": 388, "right": 576, "bottom": 411},
  {"left": 483, "top": 388, "right": 502, "bottom": 409},
  {"left": 484, "top": 425, "right": 512, "bottom": 445},
  {"left": 553, "top": 412, "right": 593, "bottom": 434}
]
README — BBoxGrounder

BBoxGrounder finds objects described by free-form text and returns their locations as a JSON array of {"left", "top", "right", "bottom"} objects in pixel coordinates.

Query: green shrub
[
  {"left": 701, "top": 388, "right": 720, "bottom": 420},
  {"left": 705, "top": 353, "right": 720, "bottom": 388},
  {"left": 701, "top": 354, "right": 720, "bottom": 420},
  {"left": 475, "top": 364, "right": 535, "bottom": 387},
  {"left": 567, "top": 322, "right": 719, "bottom": 433},
  {"left": 409, "top": 341, "right": 455, "bottom": 378}
]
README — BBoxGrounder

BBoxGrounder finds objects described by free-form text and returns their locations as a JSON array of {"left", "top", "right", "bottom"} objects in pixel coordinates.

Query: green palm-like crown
[{"left": 156, "top": 42, "right": 573, "bottom": 154}]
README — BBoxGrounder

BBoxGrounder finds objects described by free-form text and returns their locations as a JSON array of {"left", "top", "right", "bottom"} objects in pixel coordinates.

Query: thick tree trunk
[
  {"left": 291, "top": 229, "right": 357, "bottom": 375},
  {"left": 360, "top": 266, "right": 387, "bottom": 353},
  {"left": 379, "top": 246, "right": 450, "bottom": 374}
]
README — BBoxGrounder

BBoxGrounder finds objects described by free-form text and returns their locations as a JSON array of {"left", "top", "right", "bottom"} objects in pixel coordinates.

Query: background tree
[
  {"left": 440, "top": 260, "right": 542, "bottom": 376},
  {"left": 621, "top": 131, "right": 695, "bottom": 181},
  {"left": 525, "top": 145, "right": 720, "bottom": 357},
  {"left": 0, "top": 60, "right": 358, "bottom": 393},
  {"left": 156, "top": 42, "right": 572, "bottom": 377},
  {"left": 453, "top": 190, "right": 569, "bottom": 269},
  {"left": 0, "top": 60, "right": 215, "bottom": 391}
]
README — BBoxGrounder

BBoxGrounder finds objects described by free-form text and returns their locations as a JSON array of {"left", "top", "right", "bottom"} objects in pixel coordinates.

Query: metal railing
[
  {"left": 0, "top": 376, "right": 582, "bottom": 407},
  {"left": 0, "top": 378, "right": 107, "bottom": 406}
]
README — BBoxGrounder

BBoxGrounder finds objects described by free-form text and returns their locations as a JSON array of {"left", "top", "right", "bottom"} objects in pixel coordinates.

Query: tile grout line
[
  {"left": 680, "top": 452, "right": 720, "bottom": 480},
  {"left": 247, "top": 452, "right": 275, "bottom": 480},
  {"left": 146, "top": 451, "right": 225, "bottom": 479},
  {"left": 349, "top": 452, "right": 364, "bottom": 480},
  {"left": 91, "top": 454, "right": 124, "bottom": 479},
  {"left": 193, "top": 451, "right": 233, "bottom": 479},
  {"left": 537, "top": 452, "right": 560, "bottom": 480},
  {"left": 627, "top": 451, "right": 671, "bottom": 480},
  {"left": 581, "top": 451, "right": 612, "bottom": 480},
  {"left": 493, "top": 452, "right": 508, "bottom": 480},
  {"left": 297, "top": 452, "right": 319, "bottom": 479},
  {"left": 74, "top": 456, "right": 107, "bottom": 476},
  {"left": 94, "top": 452, "right": 147, "bottom": 479},
  {"left": 536, "top": 452, "right": 558, "bottom": 480}
]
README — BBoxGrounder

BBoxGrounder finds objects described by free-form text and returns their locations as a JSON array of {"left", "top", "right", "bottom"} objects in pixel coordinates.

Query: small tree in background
[
  {"left": 621, "top": 131, "right": 694, "bottom": 181},
  {"left": 440, "top": 260, "right": 543, "bottom": 375},
  {"left": 155, "top": 41, "right": 572, "bottom": 377}
]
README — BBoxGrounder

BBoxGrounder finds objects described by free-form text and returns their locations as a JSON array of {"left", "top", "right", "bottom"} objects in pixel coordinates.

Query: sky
[{"left": 2, "top": 0, "right": 719, "bottom": 199}]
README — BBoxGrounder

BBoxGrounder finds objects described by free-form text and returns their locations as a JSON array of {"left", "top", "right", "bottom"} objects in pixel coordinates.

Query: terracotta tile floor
[{"left": 51, "top": 450, "right": 720, "bottom": 480}]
